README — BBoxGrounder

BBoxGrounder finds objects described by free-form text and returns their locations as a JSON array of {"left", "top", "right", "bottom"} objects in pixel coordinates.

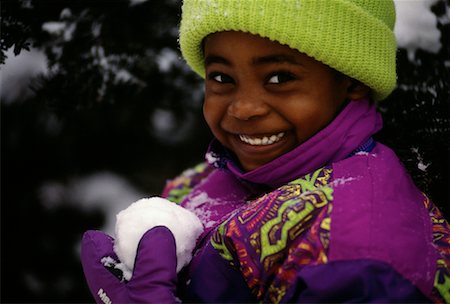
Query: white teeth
[{"left": 239, "top": 132, "right": 285, "bottom": 146}]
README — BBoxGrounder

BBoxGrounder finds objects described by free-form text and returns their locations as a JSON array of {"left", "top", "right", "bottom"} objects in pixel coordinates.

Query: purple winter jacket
[{"left": 163, "top": 99, "right": 450, "bottom": 303}]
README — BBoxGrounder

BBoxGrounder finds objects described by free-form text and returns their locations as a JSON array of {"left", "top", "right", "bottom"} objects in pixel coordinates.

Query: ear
[{"left": 346, "top": 80, "right": 371, "bottom": 100}]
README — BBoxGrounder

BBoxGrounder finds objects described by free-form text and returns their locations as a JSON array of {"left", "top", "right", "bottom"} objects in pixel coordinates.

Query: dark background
[{"left": 1, "top": 0, "right": 449, "bottom": 302}]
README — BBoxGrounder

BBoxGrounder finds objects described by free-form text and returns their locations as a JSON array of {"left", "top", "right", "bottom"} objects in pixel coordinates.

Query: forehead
[
  {"left": 204, "top": 31, "right": 303, "bottom": 62},
  {"left": 203, "top": 31, "right": 338, "bottom": 76}
]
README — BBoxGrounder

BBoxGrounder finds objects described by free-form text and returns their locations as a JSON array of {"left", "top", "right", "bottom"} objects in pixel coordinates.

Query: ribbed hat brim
[{"left": 180, "top": 0, "right": 397, "bottom": 101}]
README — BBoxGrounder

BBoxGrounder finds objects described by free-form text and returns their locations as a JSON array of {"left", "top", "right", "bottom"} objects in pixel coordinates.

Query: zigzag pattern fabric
[{"left": 211, "top": 166, "right": 333, "bottom": 302}]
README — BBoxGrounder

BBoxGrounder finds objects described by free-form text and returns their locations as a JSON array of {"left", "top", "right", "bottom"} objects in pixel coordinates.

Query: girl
[{"left": 81, "top": 0, "right": 450, "bottom": 303}]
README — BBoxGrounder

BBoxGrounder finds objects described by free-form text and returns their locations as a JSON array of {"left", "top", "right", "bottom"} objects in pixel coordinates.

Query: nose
[{"left": 227, "top": 91, "right": 270, "bottom": 121}]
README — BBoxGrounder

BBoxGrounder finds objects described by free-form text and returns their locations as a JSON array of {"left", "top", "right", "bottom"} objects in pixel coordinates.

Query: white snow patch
[
  {"left": 91, "top": 22, "right": 102, "bottom": 38},
  {"left": 397, "top": 83, "right": 439, "bottom": 97},
  {"left": 331, "top": 177, "right": 358, "bottom": 187},
  {"left": 42, "top": 22, "right": 66, "bottom": 34},
  {"left": 60, "top": 8, "right": 72, "bottom": 19},
  {"left": 186, "top": 192, "right": 210, "bottom": 209},
  {"left": 151, "top": 108, "right": 177, "bottom": 133},
  {"left": 156, "top": 48, "right": 180, "bottom": 72},
  {"left": 39, "top": 172, "right": 143, "bottom": 235},
  {"left": 417, "top": 162, "right": 430, "bottom": 171},
  {"left": 101, "top": 256, "right": 132, "bottom": 281},
  {"left": 114, "top": 197, "right": 204, "bottom": 275},
  {"left": 41, "top": 8, "right": 76, "bottom": 41},
  {"left": 100, "top": 256, "right": 116, "bottom": 267},
  {"left": 90, "top": 45, "right": 145, "bottom": 99},
  {"left": 394, "top": 0, "right": 442, "bottom": 61},
  {"left": 355, "top": 151, "right": 369, "bottom": 156},
  {"left": 184, "top": 191, "right": 220, "bottom": 228},
  {"left": 42, "top": 21, "right": 77, "bottom": 42},
  {"left": 113, "top": 262, "right": 132, "bottom": 281},
  {"left": 149, "top": 109, "right": 196, "bottom": 145},
  {"left": 411, "top": 147, "right": 430, "bottom": 172},
  {"left": 1, "top": 48, "right": 48, "bottom": 104},
  {"left": 205, "top": 152, "right": 220, "bottom": 165}
]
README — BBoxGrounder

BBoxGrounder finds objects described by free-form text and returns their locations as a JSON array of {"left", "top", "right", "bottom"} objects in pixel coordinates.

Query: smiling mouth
[{"left": 239, "top": 132, "right": 285, "bottom": 146}]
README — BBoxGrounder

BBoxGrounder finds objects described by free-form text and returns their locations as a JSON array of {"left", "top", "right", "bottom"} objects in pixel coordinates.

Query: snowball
[{"left": 113, "top": 197, "right": 204, "bottom": 276}]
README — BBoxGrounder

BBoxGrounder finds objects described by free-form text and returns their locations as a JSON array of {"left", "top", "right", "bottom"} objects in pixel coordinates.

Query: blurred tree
[
  {"left": 1, "top": 0, "right": 448, "bottom": 302},
  {"left": 1, "top": 0, "right": 209, "bottom": 302}
]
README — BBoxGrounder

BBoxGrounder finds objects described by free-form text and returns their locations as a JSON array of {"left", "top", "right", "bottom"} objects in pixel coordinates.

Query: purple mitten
[
  {"left": 81, "top": 230, "right": 128, "bottom": 303},
  {"left": 81, "top": 226, "right": 178, "bottom": 304},
  {"left": 81, "top": 197, "right": 203, "bottom": 303}
]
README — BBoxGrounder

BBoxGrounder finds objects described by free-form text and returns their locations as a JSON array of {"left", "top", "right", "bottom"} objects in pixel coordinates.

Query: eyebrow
[
  {"left": 204, "top": 54, "right": 303, "bottom": 67},
  {"left": 204, "top": 55, "right": 231, "bottom": 67},
  {"left": 252, "top": 54, "right": 303, "bottom": 66}
]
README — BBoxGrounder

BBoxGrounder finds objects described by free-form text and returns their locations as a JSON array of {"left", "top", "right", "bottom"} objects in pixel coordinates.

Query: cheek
[
  {"left": 203, "top": 100, "right": 231, "bottom": 147},
  {"left": 202, "top": 98, "right": 214, "bottom": 124},
  {"left": 203, "top": 98, "right": 224, "bottom": 131},
  {"left": 288, "top": 103, "right": 337, "bottom": 141}
]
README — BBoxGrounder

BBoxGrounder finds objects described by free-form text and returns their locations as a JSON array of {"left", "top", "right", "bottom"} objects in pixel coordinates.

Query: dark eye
[
  {"left": 267, "top": 73, "right": 295, "bottom": 84},
  {"left": 208, "top": 72, "right": 234, "bottom": 84}
]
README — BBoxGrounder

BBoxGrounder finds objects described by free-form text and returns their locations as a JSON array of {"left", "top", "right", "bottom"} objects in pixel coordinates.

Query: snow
[
  {"left": 40, "top": 172, "right": 143, "bottom": 235},
  {"left": 184, "top": 192, "right": 218, "bottom": 228},
  {"left": 156, "top": 48, "right": 180, "bottom": 72},
  {"left": 42, "top": 21, "right": 76, "bottom": 42},
  {"left": 355, "top": 151, "right": 369, "bottom": 156},
  {"left": 3, "top": 1, "right": 442, "bottom": 106},
  {"left": 151, "top": 108, "right": 177, "bottom": 133},
  {"left": 205, "top": 151, "right": 220, "bottom": 166},
  {"left": 89, "top": 45, "right": 146, "bottom": 98},
  {"left": 102, "top": 255, "right": 131, "bottom": 281},
  {"left": 331, "top": 177, "right": 358, "bottom": 187},
  {"left": 42, "top": 9, "right": 76, "bottom": 42},
  {"left": 0, "top": 48, "right": 48, "bottom": 104},
  {"left": 111, "top": 261, "right": 132, "bottom": 281},
  {"left": 417, "top": 162, "right": 430, "bottom": 172},
  {"left": 411, "top": 147, "right": 430, "bottom": 172},
  {"left": 101, "top": 256, "right": 116, "bottom": 268},
  {"left": 113, "top": 197, "right": 203, "bottom": 277},
  {"left": 149, "top": 108, "right": 196, "bottom": 145},
  {"left": 394, "top": 0, "right": 442, "bottom": 61},
  {"left": 397, "top": 83, "right": 438, "bottom": 97}
]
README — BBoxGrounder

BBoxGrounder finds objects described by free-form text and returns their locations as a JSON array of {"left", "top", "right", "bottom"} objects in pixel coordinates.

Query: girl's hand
[{"left": 81, "top": 226, "right": 179, "bottom": 304}]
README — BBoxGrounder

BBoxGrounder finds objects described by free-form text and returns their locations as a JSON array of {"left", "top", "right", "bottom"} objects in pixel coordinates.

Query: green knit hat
[{"left": 179, "top": 0, "right": 397, "bottom": 101}]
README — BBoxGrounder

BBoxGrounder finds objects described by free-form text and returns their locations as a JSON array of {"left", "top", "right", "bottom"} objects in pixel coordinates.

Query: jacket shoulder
[
  {"left": 162, "top": 162, "right": 215, "bottom": 203},
  {"left": 330, "top": 143, "right": 443, "bottom": 299}
]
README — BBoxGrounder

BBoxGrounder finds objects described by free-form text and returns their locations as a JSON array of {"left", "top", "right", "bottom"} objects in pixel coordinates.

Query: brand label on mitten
[{"left": 97, "top": 288, "right": 112, "bottom": 304}]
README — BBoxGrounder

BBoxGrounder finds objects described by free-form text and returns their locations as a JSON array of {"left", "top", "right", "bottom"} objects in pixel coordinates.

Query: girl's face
[{"left": 203, "top": 31, "right": 357, "bottom": 172}]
